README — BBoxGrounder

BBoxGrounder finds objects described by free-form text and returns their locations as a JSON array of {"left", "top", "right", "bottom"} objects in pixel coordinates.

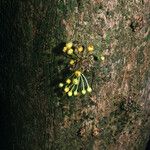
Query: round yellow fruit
[
  {"left": 63, "top": 46, "right": 67, "bottom": 52},
  {"left": 68, "top": 91, "right": 72, "bottom": 96},
  {"left": 77, "top": 46, "right": 83, "bottom": 52},
  {"left": 82, "top": 89, "right": 86, "bottom": 95},
  {"left": 87, "top": 87, "right": 92, "bottom": 92},
  {"left": 66, "top": 42, "right": 73, "bottom": 49},
  {"left": 59, "top": 83, "right": 64, "bottom": 88},
  {"left": 74, "top": 91, "right": 78, "bottom": 96},
  {"left": 67, "top": 49, "right": 73, "bottom": 55},
  {"left": 69, "top": 59, "right": 75, "bottom": 65},
  {"left": 66, "top": 79, "right": 71, "bottom": 84},
  {"left": 75, "top": 70, "right": 81, "bottom": 77},
  {"left": 64, "top": 87, "right": 69, "bottom": 93},
  {"left": 87, "top": 45, "right": 94, "bottom": 52}
]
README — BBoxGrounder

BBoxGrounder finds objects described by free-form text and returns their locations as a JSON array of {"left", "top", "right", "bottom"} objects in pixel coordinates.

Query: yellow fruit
[
  {"left": 69, "top": 59, "right": 75, "bottom": 65},
  {"left": 74, "top": 91, "right": 78, "bottom": 96},
  {"left": 77, "top": 46, "right": 83, "bottom": 52},
  {"left": 66, "top": 42, "right": 73, "bottom": 49},
  {"left": 73, "top": 78, "right": 78, "bottom": 85},
  {"left": 82, "top": 89, "right": 86, "bottom": 95},
  {"left": 67, "top": 49, "right": 73, "bottom": 55},
  {"left": 87, "top": 45, "right": 94, "bottom": 52},
  {"left": 64, "top": 87, "right": 69, "bottom": 93},
  {"left": 68, "top": 91, "right": 72, "bottom": 96},
  {"left": 75, "top": 70, "right": 81, "bottom": 77},
  {"left": 58, "top": 83, "right": 64, "bottom": 88},
  {"left": 66, "top": 79, "right": 71, "bottom": 84},
  {"left": 87, "top": 87, "right": 92, "bottom": 92},
  {"left": 63, "top": 46, "right": 68, "bottom": 52}
]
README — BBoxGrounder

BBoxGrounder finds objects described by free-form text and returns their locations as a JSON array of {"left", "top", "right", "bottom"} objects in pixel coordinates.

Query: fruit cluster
[{"left": 59, "top": 41, "right": 104, "bottom": 97}]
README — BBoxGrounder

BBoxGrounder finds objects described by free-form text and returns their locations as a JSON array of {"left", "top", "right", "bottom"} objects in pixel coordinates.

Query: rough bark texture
[{"left": 1, "top": 0, "right": 150, "bottom": 150}]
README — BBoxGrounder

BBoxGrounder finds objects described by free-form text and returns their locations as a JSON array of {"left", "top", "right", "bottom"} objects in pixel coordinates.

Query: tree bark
[{"left": 1, "top": 0, "right": 150, "bottom": 150}]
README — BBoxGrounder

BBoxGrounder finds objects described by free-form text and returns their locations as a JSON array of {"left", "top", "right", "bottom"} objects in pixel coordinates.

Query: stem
[
  {"left": 81, "top": 73, "right": 89, "bottom": 88},
  {"left": 75, "top": 76, "right": 80, "bottom": 92},
  {"left": 67, "top": 73, "right": 75, "bottom": 80},
  {"left": 70, "top": 84, "right": 75, "bottom": 92},
  {"left": 67, "top": 83, "right": 74, "bottom": 89},
  {"left": 80, "top": 75, "right": 85, "bottom": 90},
  {"left": 74, "top": 51, "right": 80, "bottom": 58}
]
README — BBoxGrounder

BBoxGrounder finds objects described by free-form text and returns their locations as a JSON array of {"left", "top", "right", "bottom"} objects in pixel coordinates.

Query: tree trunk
[{"left": 1, "top": 0, "right": 150, "bottom": 150}]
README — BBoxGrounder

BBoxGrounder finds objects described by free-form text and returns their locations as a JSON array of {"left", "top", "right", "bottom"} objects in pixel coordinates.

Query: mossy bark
[{"left": 1, "top": 0, "right": 150, "bottom": 150}]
